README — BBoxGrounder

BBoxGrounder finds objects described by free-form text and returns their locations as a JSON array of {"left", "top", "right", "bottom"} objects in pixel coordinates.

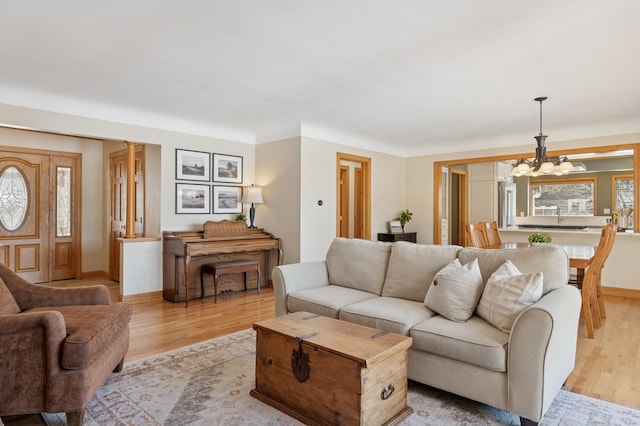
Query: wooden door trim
[
  {"left": 339, "top": 165, "right": 349, "bottom": 237},
  {"left": 336, "top": 153, "right": 371, "bottom": 240},
  {"left": 450, "top": 169, "right": 467, "bottom": 246}
]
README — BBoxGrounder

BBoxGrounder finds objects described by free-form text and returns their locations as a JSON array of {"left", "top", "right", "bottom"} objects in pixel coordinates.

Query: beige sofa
[{"left": 272, "top": 238, "right": 581, "bottom": 425}]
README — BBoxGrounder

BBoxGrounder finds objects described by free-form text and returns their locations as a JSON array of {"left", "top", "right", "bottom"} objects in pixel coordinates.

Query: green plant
[
  {"left": 235, "top": 213, "right": 247, "bottom": 222},
  {"left": 528, "top": 232, "right": 552, "bottom": 244},
  {"left": 396, "top": 209, "right": 413, "bottom": 232}
]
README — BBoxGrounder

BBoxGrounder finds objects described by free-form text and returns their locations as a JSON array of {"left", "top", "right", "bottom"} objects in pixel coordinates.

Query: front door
[{"left": 0, "top": 148, "right": 80, "bottom": 282}]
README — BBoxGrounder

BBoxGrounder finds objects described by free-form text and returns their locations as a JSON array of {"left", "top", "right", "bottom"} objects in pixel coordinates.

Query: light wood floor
[{"left": 27, "top": 281, "right": 640, "bottom": 412}]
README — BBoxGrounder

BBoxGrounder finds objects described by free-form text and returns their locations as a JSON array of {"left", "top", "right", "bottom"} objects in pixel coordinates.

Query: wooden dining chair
[
  {"left": 595, "top": 223, "right": 617, "bottom": 320},
  {"left": 579, "top": 225, "right": 612, "bottom": 338},
  {"left": 484, "top": 221, "right": 502, "bottom": 247},
  {"left": 465, "top": 222, "right": 490, "bottom": 248}
]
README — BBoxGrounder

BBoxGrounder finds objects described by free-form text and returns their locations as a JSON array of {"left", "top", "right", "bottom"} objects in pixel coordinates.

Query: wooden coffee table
[{"left": 251, "top": 311, "right": 413, "bottom": 426}]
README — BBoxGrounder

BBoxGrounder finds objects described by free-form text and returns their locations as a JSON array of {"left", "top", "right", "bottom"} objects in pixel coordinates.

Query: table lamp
[{"left": 242, "top": 184, "right": 263, "bottom": 228}]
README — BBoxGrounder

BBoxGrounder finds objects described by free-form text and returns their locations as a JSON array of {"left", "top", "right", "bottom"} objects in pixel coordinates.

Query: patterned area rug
[{"left": 42, "top": 329, "right": 640, "bottom": 426}]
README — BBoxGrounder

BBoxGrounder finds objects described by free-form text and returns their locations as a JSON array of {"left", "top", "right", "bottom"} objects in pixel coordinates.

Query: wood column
[{"left": 125, "top": 141, "right": 137, "bottom": 239}]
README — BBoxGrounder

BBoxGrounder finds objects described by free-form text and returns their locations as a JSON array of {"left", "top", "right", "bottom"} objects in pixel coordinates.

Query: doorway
[
  {"left": 0, "top": 147, "right": 81, "bottom": 283},
  {"left": 109, "top": 147, "right": 144, "bottom": 281},
  {"left": 450, "top": 169, "right": 468, "bottom": 246},
  {"left": 336, "top": 153, "right": 371, "bottom": 240}
]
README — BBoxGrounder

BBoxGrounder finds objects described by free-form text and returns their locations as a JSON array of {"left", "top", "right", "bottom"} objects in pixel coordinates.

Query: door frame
[
  {"left": 450, "top": 169, "right": 468, "bottom": 246},
  {"left": 336, "top": 152, "right": 371, "bottom": 240}
]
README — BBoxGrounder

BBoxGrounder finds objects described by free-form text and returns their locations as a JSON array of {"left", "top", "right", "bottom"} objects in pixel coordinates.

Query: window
[
  {"left": 0, "top": 166, "right": 28, "bottom": 231},
  {"left": 613, "top": 174, "right": 633, "bottom": 226},
  {"left": 530, "top": 178, "right": 596, "bottom": 216}
]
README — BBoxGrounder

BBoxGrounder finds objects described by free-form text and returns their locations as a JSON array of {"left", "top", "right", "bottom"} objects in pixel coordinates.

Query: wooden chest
[{"left": 251, "top": 312, "right": 413, "bottom": 426}]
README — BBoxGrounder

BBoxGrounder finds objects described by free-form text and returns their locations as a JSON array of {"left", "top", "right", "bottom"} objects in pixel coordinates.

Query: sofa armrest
[
  {"left": 0, "top": 311, "right": 68, "bottom": 412},
  {"left": 13, "top": 284, "right": 111, "bottom": 311},
  {"left": 507, "top": 285, "right": 581, "bottom": 422},
  {"left": 272, "top": 261, "right": 329, "bottom": 316},
  {"left": 0, "top": 262, "right": 111, "bottom": 309}
]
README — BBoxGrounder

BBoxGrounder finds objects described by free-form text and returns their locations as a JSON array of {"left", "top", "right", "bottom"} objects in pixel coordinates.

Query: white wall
[
  {"left": 120, "top": 239, "right": 162, "bottom": 296},
  {"left": 299, "top": 136, "right": 405, "bottom": 262},
  {"left": 256, "top": 137, "right": 301, "bottom": 264},
  {"left": 160, "top": 140, "right": 255, "bottom": 232}
]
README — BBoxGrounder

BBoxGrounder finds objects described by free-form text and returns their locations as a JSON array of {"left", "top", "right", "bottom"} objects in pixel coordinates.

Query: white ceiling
[{"left": 2, "top": 1, "right": 639, "bottom": 156}]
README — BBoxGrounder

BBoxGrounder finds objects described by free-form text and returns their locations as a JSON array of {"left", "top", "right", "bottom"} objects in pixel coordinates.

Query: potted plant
[
  {"left": 396, "top": 209, "right": 413, "bottom": 233},
  {"left": 235, "top": 212, "right": 247, "bottom": 223},
  {"left": 528, "top": 232, "right": 551, "bottom": 245}
]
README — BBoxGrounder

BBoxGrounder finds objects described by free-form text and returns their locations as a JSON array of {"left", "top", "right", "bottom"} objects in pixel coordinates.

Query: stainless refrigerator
[{"left": 498, "top": 181, "right": 517, "bottom": 229}]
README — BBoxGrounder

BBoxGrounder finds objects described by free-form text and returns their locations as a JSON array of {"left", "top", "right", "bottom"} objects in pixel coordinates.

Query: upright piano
[{"left": 163, "top": 220, "right": 281, "bottom": 303}]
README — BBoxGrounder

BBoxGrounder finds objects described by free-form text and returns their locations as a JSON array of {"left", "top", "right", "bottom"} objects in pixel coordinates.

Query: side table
[{"left": 377, "top": 232, "right": 417, "bottom": 243}]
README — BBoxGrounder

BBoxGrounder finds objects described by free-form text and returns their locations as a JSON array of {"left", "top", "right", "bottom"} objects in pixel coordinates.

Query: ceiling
[{"left": 2, "top": 1, "right": 639, "bottom": 157}]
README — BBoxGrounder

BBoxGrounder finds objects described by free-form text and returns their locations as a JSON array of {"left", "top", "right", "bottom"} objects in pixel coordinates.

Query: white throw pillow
[
  {"left": 423, "top": 258, "right": 483, "bottom": 322},
  {"left": 477, "top": 260, "right": 544, "bottom": 333}
]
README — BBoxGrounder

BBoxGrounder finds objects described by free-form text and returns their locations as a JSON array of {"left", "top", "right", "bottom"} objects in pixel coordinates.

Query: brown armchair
[{"left": 0, "top": 262, "right": 132, "bottom": 425}]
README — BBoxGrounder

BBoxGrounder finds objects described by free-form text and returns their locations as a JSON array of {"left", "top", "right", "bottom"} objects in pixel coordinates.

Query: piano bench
[{"left": 201, "top": 260, "right": 261, "bottom": 303}]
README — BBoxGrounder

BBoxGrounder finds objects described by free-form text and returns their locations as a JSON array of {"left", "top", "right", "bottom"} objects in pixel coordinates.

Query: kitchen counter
[{"left": 501, "top": 227, "right": 638, "bottom": 236}]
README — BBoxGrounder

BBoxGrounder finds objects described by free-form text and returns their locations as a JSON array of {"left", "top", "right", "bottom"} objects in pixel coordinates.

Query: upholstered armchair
[{"left": 0, "top": 262, "right": 132, "bottom": 425}]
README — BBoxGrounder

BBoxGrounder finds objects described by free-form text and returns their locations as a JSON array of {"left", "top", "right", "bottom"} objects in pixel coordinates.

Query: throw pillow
[
  {"left": 423, "top": 258, "right": 483, "bottom": 322},
  {"left": 0, "top": 276, "right": 20, "bottom": 314},
  {"left": 477, "top": 260, "right": 543, "bottom": 333}
]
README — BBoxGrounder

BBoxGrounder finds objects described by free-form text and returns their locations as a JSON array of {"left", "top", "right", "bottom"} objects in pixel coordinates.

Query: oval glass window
[{"left": 0, "top": 166, "right": 28, "bottom": 231}]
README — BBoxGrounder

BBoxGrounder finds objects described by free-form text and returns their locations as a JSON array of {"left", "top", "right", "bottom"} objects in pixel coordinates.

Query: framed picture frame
[
  {"left": 212, "top": 153, "right": 243, "bottom": 184},
  {"left": 176, "top": 183, "right": 210, "bottom": 214},
  {"left": 176, "top": 149, "right": 210, "bottom": 181},
  {"left": 212, "top": 185, "right": 243, "bottom": 214}
]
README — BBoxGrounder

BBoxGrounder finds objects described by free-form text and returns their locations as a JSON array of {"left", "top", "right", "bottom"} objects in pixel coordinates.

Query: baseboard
[
  {"left": 80, "top": 270, "right": 109, "bottom": 279},
  {"left": 602, "top": 286, "right": 640, "bottom": 299},
  {"left": 123, "top": 291, "right": 163, "bottom": 304}
]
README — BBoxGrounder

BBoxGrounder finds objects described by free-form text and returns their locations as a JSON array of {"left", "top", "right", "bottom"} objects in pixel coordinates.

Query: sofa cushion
[
  {"left": 326, "top": 238, "right": 391, "bottom": 295},
  {"left": 0, "top": 277, "right": 20, "bottom": 315},
  {"left": 410, "top": 315, "right": 509, "bottom": 372},
  {"left": 339, "top": 297, "right": 436, "bottom": 336},
  {"left": 26, "top": 302, "right": 132, "bottom": 370},
  {"left": 382, "top": 242, "right": 461, "bottom": 301},
  {"left": 477, "top": 260, "right": 543, "bottom": 333},
  {"left": 458, "top": 246, "right": 569, "bottom": 294},
  {"left": 287, "top": 285, "right": 378, "bottom": 318},
  {"left": 424, "top": 258, "right": 483, "bottom": 322}
]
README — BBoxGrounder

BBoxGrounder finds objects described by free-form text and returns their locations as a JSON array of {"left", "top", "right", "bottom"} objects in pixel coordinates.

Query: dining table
[{"left": 496, "top": 242, "right": 596, "bottom": 284}]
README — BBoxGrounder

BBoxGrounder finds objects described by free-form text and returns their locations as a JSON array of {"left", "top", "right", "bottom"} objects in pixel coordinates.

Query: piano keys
[{"left": 163, "top": 220, "right": 281, "bottom": 305}]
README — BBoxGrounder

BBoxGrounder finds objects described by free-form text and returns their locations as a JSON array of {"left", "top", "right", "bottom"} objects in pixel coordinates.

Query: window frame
[
  {"left": 612, "top": 173, "right": 633, "bottom": 209},
  {"left": 529, "top": 177, "right": 598, "bottom": 217}
]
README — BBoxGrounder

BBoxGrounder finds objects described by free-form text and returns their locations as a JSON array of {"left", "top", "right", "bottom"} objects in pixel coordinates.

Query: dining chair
[
  {"left": 595, "top": 223, "right": 617, "bottom": 320},
  {"left": 578, "top": 225, "right": 612, "bottom": 338},
  {"left": 484, "top": 221, "right": 502, "bottom": 247},
  {"left": 465, "top": 222, "right": 490, "bottom": 248}
]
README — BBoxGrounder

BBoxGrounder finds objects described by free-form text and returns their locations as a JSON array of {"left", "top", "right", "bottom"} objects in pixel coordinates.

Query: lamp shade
[{"left": 242, "top": 186, "right": 263, "bottom": 204}]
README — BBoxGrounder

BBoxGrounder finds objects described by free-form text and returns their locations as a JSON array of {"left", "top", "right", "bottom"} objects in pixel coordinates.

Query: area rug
[{"left": 42, "top": 329, "right": 640, "bottom": 426}]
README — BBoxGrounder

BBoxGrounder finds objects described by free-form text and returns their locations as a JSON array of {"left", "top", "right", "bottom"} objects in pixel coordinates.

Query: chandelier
[{"left": 511, "top": 97, "right": 574, "bottom": 177}]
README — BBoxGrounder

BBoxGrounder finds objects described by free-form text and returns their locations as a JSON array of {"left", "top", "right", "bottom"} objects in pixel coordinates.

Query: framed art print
[
  {"left": 176, "top": 183, "right": 210, "bottom": 214},
  {"left": 176, "top": 149, "right": 210, "bottom": 181},
  {"left": 212, "top": 185, "right": 242, "bottom": 214},
  {"left": 212, "top": 153, "right": 243, "bottom": 184}
]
